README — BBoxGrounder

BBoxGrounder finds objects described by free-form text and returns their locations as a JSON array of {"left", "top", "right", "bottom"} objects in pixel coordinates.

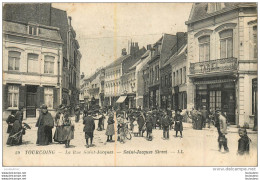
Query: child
[
  {"left": 237, "top": 128, "right": 251, "bottom": 155},
  {"left": 132, "top": 119, "right": 139, "bottom": 136},
  {"left": 174, "top": 109, "right": 183, "bottom": 138}
]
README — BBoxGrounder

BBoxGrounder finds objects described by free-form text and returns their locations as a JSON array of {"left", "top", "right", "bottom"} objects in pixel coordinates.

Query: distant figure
[
  {"left": 201, "top": 106, "right": 209, "bottom": 128},
  {"left": 145, "top": 111, "right": 153, "bottom": 141},
  {"left": 36, "top": 105, "right": 54, "bottom": 146},
  {"left": 83, "top": 111, "right": 95, "bottom": 148},
  {"left": 174, "top": 109, "right": 183, "bottom": 138},
  {"left": 162, "top": 111, "right": 171, "bottom": 140},
  {"left": 74, "top": 105, "right": 80, "bottom": 123},
  {"left": 237, "top": 128, "right": 251, "bottom": 155},
  {"left": 6, "top": 110, "right": 16, "bottom": 134}
]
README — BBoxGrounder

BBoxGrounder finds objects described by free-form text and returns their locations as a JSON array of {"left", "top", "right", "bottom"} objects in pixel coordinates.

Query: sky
[{"left": 52, "top": 3, "right": 193, "bottom": 78}]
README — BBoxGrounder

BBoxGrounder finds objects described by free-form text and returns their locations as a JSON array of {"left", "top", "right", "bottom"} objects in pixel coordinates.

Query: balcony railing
[{"left": 190, "top": 57, "right": 238, "bottom": 75}]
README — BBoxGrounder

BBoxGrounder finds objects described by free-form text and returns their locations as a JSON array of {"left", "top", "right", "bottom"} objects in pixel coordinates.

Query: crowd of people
[{"left": 5, "top": 104, "right": 252, "bottom": 155}]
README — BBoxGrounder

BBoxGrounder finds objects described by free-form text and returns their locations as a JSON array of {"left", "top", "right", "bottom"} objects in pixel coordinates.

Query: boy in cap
[{"left": 237, "top": 128, "right": 251, "bottom": 155}]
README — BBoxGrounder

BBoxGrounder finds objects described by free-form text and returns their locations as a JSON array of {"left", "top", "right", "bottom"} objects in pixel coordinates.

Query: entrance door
[
  {"left": 209, "top": 90, "right": 221, "bottom": 111},
  {"left": 26, "top": 85, "right": 37, "bottom": 118},
  {"left": 222, "top": 90, "right": 236, "bottom": 124}
]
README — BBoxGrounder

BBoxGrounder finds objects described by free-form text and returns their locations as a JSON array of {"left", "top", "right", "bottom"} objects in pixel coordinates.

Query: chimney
[
  {"left": 68, "top": 16, "right": 72, "bottom": 26},
  {"left": 147, "top": 44, "right": 152, "bottom": 50},
  {"left": 122, "top": 48, "right": 127, "bottom": 56},
  {"left": 81, "top": 72, "right": 85, "bottom": 79}
]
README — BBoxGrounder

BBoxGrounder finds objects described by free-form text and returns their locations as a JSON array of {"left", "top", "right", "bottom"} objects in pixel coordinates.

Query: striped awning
[{"left": 194, "top": 79, "right": 235, "bottom": 85}]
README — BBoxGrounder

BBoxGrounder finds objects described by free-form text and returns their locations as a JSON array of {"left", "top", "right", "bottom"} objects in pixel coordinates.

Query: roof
[
  {"left": 105, "top": 54, "right": 131, "bottom": 69},
  {"left": 186, "top": 3, "right": 257, "bottom": 24},
  {"left": 168, "top": 44, "right": 187, "bottom": 66},
  {"left": 3, "top": 20, "right": 63, "bottom": 42}
]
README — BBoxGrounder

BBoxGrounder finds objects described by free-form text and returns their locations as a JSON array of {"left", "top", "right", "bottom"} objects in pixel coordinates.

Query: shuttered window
[
  {"left": 8, "top": 51, "right": 20, "bottom": 71},
  {"left": 44, "top": 55, "right": 54, "bottom": 74},
  {"left": 8, "top": 85, "right": 19, "bottom": 108},
  {"left": 44, "top": 87, "right": 53, "bottom": 109},
  {"left": 27, "top": 53, "right": 39, "bottom": 73},
  {"left": 220, "top": 29, "right": 233, "bottom": 59},
  {"left": 199, "top": 36, "right": 210, "bottom": 62}
]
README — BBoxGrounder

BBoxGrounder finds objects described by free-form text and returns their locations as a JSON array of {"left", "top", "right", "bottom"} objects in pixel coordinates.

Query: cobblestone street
[{"left": 3, "top": 115, "right": 257, "bottom": 166}]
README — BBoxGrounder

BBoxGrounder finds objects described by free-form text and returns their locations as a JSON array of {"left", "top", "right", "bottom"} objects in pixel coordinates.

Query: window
[
  {"left": 173, "top": 72, "right": 175, "bottom": 86},
  {"left": 27, "top": 53, "right": 38, "bottom": 73},
  {"left": 44, "top": 87, "right": 53, "bottom": 109},
  {"left": 8, "top": 85, "right": 19, "bottom": 108},
  {"left": 169, "top": 73, "right": 172, "bottom": 86},
  {"left": 165, "top": 75, "right": 168, "bottom": 87},
  {"left": 157, "top": 65, "right": 159, "bottom": 81},
  {"left": 210, "top": 91, "right": 221, "bottom": 111},
  {"left": 8, "top": 51, "right": 20, "bottom": 71},
  {"left": 74, "top": 51, "right": 77, "bottom": 66},
  {"left": 252, "top": 78, "right": 257, "bottom": 115},
  {"left": 44, "top": 55, "right": 54, "bottom": 74},
  {"left": 183, "top": 67, "right": 186, "bottom": 83},
  {"left": 220, "top": 29, "right": 233, "bottom": 59},
  {"left": 176, "top": 70, "right": 179, "bottom": 85},
  {"left": 161, "top": 77, "right": 163, "bottom": 87},
  {"left": 199, "top": 36, "right": 210, "bottom": 62},
  {"left": 180, "top": 69, "right": 183, "bottom": 84},
  {"left": 253, "top": 26, "right": 257, "bottom": 58},
  {"left": 28, "top": 26, "right": 37, "bottom": 35}
]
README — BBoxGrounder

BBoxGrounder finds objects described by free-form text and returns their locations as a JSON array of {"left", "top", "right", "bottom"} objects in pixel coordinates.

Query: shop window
[
  {"left": 220, "top": 29, "right": 233, "bottom": 59},
  {"left": 44, "top": 87, "right": 53, "bottom": 109},
  {"left": 199, "top": 36, "right": 210, "bottom": 62},
  {"left": 44, "top": 55, "right": 54, "bottom": 74},
  {"left": 8, "top": 85, "right": 19, "bottom": 108},
  {"left": 253, "top": 26, "right": 257, "bottom": 58},
  {"left": 8, "top": 51, "right": 20, "bottom": 71},
  {"left": 27, "top": 53, "right": 39, "bottom": 73}
]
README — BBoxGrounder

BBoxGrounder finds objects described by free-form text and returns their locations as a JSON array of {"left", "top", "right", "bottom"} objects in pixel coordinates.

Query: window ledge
[{"left": 7, "top": 107, "right": 19, "bottom": 110}]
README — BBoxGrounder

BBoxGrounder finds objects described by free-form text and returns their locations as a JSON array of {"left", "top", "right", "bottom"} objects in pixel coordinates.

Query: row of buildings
[
  {"left": 81, "top": 2, "right": 257, "bottom": 127},
  {"left": 3, "top": 3, "right": 81, "bottom": 119}
]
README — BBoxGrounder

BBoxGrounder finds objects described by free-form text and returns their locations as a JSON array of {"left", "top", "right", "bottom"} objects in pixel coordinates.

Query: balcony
[{"left": 189, "top": 57, "right": 238, "bottom": 77}]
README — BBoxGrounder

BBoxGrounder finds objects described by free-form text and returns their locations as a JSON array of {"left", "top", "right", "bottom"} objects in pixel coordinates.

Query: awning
[
  {"left": 116, "top": 96, "right": 127, "bottom": 103},
  {"left": 194, "top": 79, "right": 235, "bottom": 85}
]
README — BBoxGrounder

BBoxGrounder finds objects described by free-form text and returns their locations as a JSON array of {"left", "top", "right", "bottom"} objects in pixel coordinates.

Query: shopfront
[{"left": 194, "top": 79, "right": 236, "bottom": 124}]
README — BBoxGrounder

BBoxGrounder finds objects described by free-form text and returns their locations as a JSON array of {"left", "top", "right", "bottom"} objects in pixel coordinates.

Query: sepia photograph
[{"left": 1, "top": 2, "right": 258, "bottom": 167}]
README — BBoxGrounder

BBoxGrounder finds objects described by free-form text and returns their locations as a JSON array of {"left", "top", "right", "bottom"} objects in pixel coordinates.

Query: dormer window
[
  {"left": 207, "top": 3, "right": 224, "bottom": 13},
  {"left": 28, "top": 25, "right": 38, "bottom": 36}
]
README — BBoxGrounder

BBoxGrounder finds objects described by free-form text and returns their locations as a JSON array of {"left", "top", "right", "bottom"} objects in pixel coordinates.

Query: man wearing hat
[
  {"left": 83, "top": 110, "right": 95, "bottom": 148},
  {"left": 162, "top": 110, "right": 171, "bottom": 139},
  {"left": 36, "top": 104, "right": 54, "bottom": 145},
  {"left": 174, "top": 109, "right": 183, "bottom": 138}
]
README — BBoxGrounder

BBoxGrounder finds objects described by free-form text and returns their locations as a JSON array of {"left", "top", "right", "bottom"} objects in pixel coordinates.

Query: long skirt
[
  {"left": 106, "top": 124, "right": 115, "bottom": 136},
  {"left": 63, "top": 126, "right": 74, "bottom": 140},
  {"left": 37, "top": 126, "right": 51, "bottom": 145},
  {"left": 53, "top": 126, "right": 65, "bottom": 142},
  {"left": 7, "top": 130, "right": 22, "bottom": 146},
  {"left": 174, "top": 122, "right": 183, "bottom": 131},
  {"left": 133, "top": 124, "right": 139, "bottom": 134}
]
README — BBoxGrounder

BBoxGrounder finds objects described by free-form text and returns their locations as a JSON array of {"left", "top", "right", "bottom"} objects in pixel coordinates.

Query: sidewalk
[{"left": 182, "top": 122, "right": 257, "bottom": 134}]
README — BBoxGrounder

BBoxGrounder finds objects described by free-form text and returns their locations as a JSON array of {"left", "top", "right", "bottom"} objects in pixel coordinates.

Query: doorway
[{"left": 26, "top": 85, "right": 37, "bottom": 118}]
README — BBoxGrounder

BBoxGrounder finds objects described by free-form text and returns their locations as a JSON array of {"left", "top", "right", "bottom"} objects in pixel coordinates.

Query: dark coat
[
  {"left": 36, "top": 112, "right": 54, "bottom": 145},
  {"left": 238, "top": 136, "right": 251, "bottom": 155},
  {"left": 146, "top": 116, "right": 153, "bottom": 133},
  {"left": 6, "top": 120, "right": 23, "bottom": 145},
  {"left": 137, "top": 115, "right": 145, "bottom": 131},
  {"left": 162, "top": 115, "right": 171, "bottom": 128},
  {"left": 83, "top": 116, "right": 95, "bottom": 132},
  {"left": 15, "top": 110, "right": 23, "bottom": 121},
  {"left": 6, "top": 115, "right": 16, "bottom": 133},
  {"left": 174, "top": 114, "right": 183, "bottom": 131}
]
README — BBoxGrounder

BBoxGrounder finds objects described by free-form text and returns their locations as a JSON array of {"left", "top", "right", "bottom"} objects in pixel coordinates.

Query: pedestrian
[
  {"left": 74, "top": 105, "right": 80, "bottom": 123},
  {"left": 152, "top": 109, "right": 157, "bottom": 129},
  {"left": 174, "top": 109, "right": 183, "bottom": 138},
  {"left": 53, "top": 105, "right": 65, "bottom": 143},
  {"left": 63, "top": 114, "right": 74, "bottom": 148},
  {"left": 6, "top": 116, "right": 24, "bottom": 146},
  {"left": 105, "top": 113, "right": 115, "bottom": 142},
  {"left": 146, "top": 111, "right": 153, "bottom": 141},
  {"left": 237, "top": 128, "right": 251, "bottom": 155},
  {"left": 83, "top": 110, "right": 95, "bottom": 148},
  {"left": 162, "top": 111, "right": 171, "bottom": 139},
  {"left": 215, "top": 110, "right": 229, "bottom": 152},
  {"left": 201, "top": 106, "right": 209, "bottom": 128},
  {"left": 36, "top": 104, "right": 54, "bottom": 146},
  {"left": 15, "top": 107, "right": 24, "bottom": 122},
  {"left": 137, "top": 111, "right": 145, "bottom": 137},
  {"left": 97, "top": 110, "right": 105, "bottom": 131},
  {"left": 6, "top": 110, "right": 16, "bottom": 134}
]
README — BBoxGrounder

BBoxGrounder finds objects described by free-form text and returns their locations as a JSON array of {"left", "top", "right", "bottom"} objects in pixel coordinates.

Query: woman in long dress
[
  {"left": 105, "top": 113, "right": 115, "bottom": 142},
  {"left": 53, "top": 105, "right": 65, "bottom": 143}
]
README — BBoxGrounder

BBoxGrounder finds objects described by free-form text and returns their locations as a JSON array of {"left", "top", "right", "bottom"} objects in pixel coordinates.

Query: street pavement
[{"left": 2, "top": 115, "right": 257, "bottom": 166}]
